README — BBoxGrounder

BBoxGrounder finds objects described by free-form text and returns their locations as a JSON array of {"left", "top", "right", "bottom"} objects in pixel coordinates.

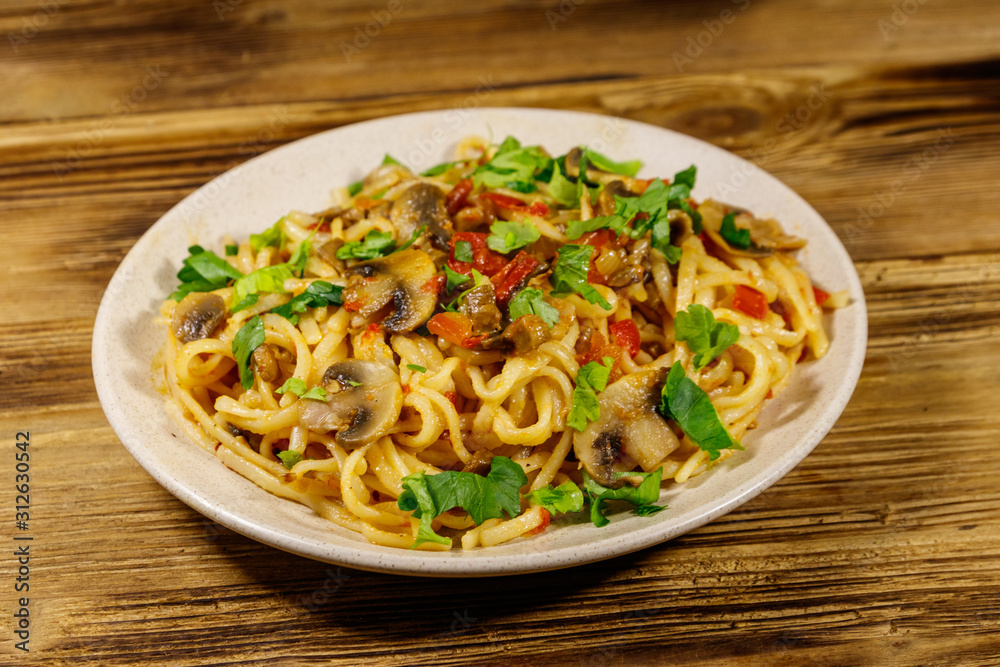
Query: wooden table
[{"left": 3, "top": 1, "right": 999, "bottom": 664}]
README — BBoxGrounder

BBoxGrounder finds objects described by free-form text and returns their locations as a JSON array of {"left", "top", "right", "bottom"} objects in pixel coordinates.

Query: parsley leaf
[
  {"left": 406, "top": 364, "right": 427, "bottom": 373},
  {"left": 473, "top": 138, "right": 552, "bottom": 191},
  {"left": 225, "top": 244, "right": 239, "bottom": 256},
  {"left": 550, "top": 245, "right": 611, "bottom": 310},
  {"left": 421, "top": 160, "right": 462, "bottom": 177},
  {"left": 397, "top": 456, "right": 529, "bottom": 548},
  {"left": 231, "top": 293, "right": 259, "bottom": 313},
  {"left": 525, "top": 481, "right": 584, "bottom": 515},
  {"left": 443, "top": 269, "right": 488, "bottom": 312},
  {"left": 508, "top": 288, "right": 560, "bottom": 328},
  {"left": 583, "top": 468, "right": 666, "bottom": 527},
  {"left": 650, "top": 219, "right": 682, "bottom": 264},
  {"left": 270, "top": 281, "right": 343, "bottom": 325},
  {"left": 674, "top": 304, "right": 740, "bottom": 370},
  {"left": 233, "top": 264, "right": 294, "bottom": 305},
  {"left": 275, "top": 377, "right": 328, "bottom": 400},
  {"left": 567, "top": 356, "right": 614, "bottom": 431},
  {"left": 393, "top": 224, "right": 426, "bottom": 254},
  {"left": 583, "top": 148, "right": 642, "bottom": 177},
  {"left": 453, "top": 240, "right": 474, "bottom": 263},
  {"left": 719, "top": 212, "right": 751, "bottom": 249},
  {"left": 547, "top": 159, "right": 579, "bottom": 207},
  {"left": 171, "top": 246, "right": 243, "bottom": 301},
  {"left": 443, "top": 265, "right": 472, "bottom": 292},
  {"left": 487, "top": 221, "right": 540, "bottom": 254},
  {"left": 250, "top": 219, "right": 285, "bottom": 252},
  {"left": 232, "top": 315, "right": 265, "bottom": 390},
  {"left": 382, "top": 154, "right": 403, "bottom": 166},
  {"left": 277, "top": 450, "right": 303, "bottom": 469},
  {"left": 337, "top": 230, "right": 396, "bottom": 260},
  {"left": 347, "top": 181, "right": 363, "bottom": 196},
  {"left": 660, "top": 362, "right": 742, "bottom": 460}
]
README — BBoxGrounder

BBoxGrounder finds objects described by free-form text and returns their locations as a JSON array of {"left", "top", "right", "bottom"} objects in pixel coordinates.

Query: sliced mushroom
[
  {"left": 462, "top": 450, "right": 495, "bottom": 476},
  {"left": 251, "top": 344, "right": 280, "bottom": 383},
  {"left": 502, "top": 313, "right": 551, "bottom": 353},
  {"left": 700, "top": 199, "right": 804, "bottom": 257},
  {"left": 595, "top": 180, "right": 636, "bottom": 216},
  {"left": 299, "top": 360, "right": 403, "bottom": 447},
  {"left": 573, "top": 368, "right": 680, "bottom": 488},
  {"left": 315, "top": 239, "right": 346, "bottom": 273},
  {"left": 171, "top": 293, "right": 226, "bottom": 344},
  {"left": 343, "top": 249, "right": 437, "bottom": 333},
  {"left": 460, "top": 283, "right": 503, "bottom": 335},
  {"left": 390, "top": 183, "right": 453, "bottom": 250}
]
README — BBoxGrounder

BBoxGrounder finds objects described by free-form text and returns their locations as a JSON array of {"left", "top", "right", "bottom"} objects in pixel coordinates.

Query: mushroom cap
[
  {"left": 572, "top": 368, "right": 680, "bottom": 487},
  {"left": 171, "top": 292, "right": 226, "bottom": 344},
  {"left": 390, "top": 183, "right": 453, "bottom": 249},
  {"left": 343, "top": 249, "right": 438, "bottom": 333},
  {"left": 299, "top": 360, "right": 403, "bottom": 448}
]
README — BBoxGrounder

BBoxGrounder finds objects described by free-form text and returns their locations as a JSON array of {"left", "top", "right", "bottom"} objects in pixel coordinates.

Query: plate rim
[{"left": 93, "top": 106, "right": 868, "bottom": 577}]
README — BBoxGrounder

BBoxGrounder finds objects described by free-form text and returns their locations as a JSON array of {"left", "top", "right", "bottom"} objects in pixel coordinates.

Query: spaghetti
[{"left": 156, "top": 136, "right": 844, "bottom": 550}]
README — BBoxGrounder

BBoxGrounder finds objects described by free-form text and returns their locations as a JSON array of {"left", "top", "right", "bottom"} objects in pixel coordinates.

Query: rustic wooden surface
[{"left": 2, "top": 0, "right": 1000, "bottom": 664}]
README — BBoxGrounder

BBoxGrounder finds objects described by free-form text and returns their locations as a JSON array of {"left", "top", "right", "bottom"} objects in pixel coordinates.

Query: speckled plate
[{"left": 93, "top": 108, "right": 867, "bottom": 577}]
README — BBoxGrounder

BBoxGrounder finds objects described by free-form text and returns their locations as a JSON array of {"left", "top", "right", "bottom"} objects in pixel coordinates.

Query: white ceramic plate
[{"left": 93, "top": 108, "right": 867, "bottom": 577}]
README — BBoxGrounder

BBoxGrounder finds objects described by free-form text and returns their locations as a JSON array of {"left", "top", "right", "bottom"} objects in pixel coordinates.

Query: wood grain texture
[{"left": 2, "top": 0, "right": 1000, "bottom": 665}]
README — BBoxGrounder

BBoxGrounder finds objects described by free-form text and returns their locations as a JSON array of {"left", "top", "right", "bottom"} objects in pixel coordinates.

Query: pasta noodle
[{"left": 156, "top": 137, "right": 843, "bottom": 550}]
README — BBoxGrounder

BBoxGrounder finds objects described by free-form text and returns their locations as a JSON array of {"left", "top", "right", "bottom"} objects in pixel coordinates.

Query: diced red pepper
[
  {"left": 446, "top": 178, "right": 474, "bottom": 216},
  {"left": 447, "top": 232, "right": 508, "bottom": 277},
  {"left": 422, "top": 274, "right": 446, "bottom": 295},
  {"left": 813, "top": 286, "right": 830, "bottom": 305},
  {"left": 609, "top": 320, "right": 641, "bottom": 358},
  {"left": 481, "top": 192, "right": 550, "bottom": 218},
  {"left": 491, "top": 251, "right": 541, "bottom": 304},
  {"left": 733, "top": 285, "right": 769, "bottom": 320},
  {"left": 426, "top": 312, "right": 486, "bottom": 349}
]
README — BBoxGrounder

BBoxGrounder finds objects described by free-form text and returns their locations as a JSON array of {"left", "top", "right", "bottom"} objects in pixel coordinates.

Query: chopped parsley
[
  {"left": 270, "top": 281, "right": 344, "bottom": 325},
  {"left": 583, "top": 468, "right": 667, "bottom": 527},
  {"left": 674, "top": 304, "right": 740, "bottom": 370},
  {"left": 486, "top": 221, "right": 540, "bottom": 254},
  {"left": 233, "top": 264, "right": 293, "bottom": 305},
  {"left": 406, "top": 364, "right": 427, "bottom": 373},
  {"left": 584, "top": 148, "right": 643, "bottom": 177},
  {"left": 443, "top": 265, "right": 472, "bottom": 292},
  {"left": 382, "top": 154, "right": 403, "bottom": 166},
  {"left": 719, "top": 212, "right": 751, "bottom": 249},
  {"left": 524, "top": 481, "right": 584, "bottom": 515},
  {"left": 550, "top": 245, "right": 611, "bottom": 310},
  {"left": 232, "top": 315, "right": 265, "bottom": 390},
  {"left": 443, "top": 269, "right": 488, "bottom": 312},
  {"left": 250, "top": 219, "right": 285, "bottom": 252},
  {"left": 508, "top": 288, "right": 560, "bottom": 328},
  {"left": 397, "top": 456, "right": 528, "bottom": 547},
  {"left": 567, "top": 356, "right": 614, "bottom": 432},
  {"left": 347, "top": 180, "right": 363, "bottom": 196},
  {"left": 277, "top": 450, "right": 303, "bottom": 469},
  {"left": 231, "top": 293, "right": 259, "bottom": 314},
  {"left": 275, "top": 377, "right": 327, "bottom": 401},
  {"left": 546, "top": 159, "right": 578, "bottom": 207},
  {"left": 472, "top": 137, "right": 552, "bottom": 192},
  {"left": 170, "top": 245, "right": 243, "bottom": 301},
  {"left": 225, "top": 244, "right": 239, "bottom": 256},
  {"left": 336, "top": 230, "right": 396, "bottom": 260},
  {"left": 453, "top": 239, "right": 474, "bottom": 263},
  {"left": 660, "top": 362, "right": 742, "bottom": 461}
]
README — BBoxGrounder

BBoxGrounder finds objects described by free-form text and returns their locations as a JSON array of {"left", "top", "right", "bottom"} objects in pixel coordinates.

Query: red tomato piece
[
  {"left": 813, "top": 286, "right": 830, "bottom": 305},
  {"left": 609, "top": 320, "right": 641, "bottom": 358},
  {"left": 446, "top": 179, "right": 473, "bottom": 215},
  {"left": 447, "top": 232, "right": 508, "bottom": 277},
  {"left": 733, "top": 285, "right": 770, "bottom": 320},
  {"left": 525, "top": 508, "right": 551, "bottom": 536},
  {"left": 426, "top": 312, "right": 485, "bottom": 349},
  {"left": 422, "top": 274, "right": 446, "bottom": 295},
  {"left": 491, "top": 252, "right": 541, "bottom": 303},
  {"left": 481, "top": 192, "right": 550, "bottom": 219}
]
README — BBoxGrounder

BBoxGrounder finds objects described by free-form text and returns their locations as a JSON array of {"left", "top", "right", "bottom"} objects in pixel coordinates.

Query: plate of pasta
[{"left": 93, "top": 108, "right": 866, "bottom": 576}]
